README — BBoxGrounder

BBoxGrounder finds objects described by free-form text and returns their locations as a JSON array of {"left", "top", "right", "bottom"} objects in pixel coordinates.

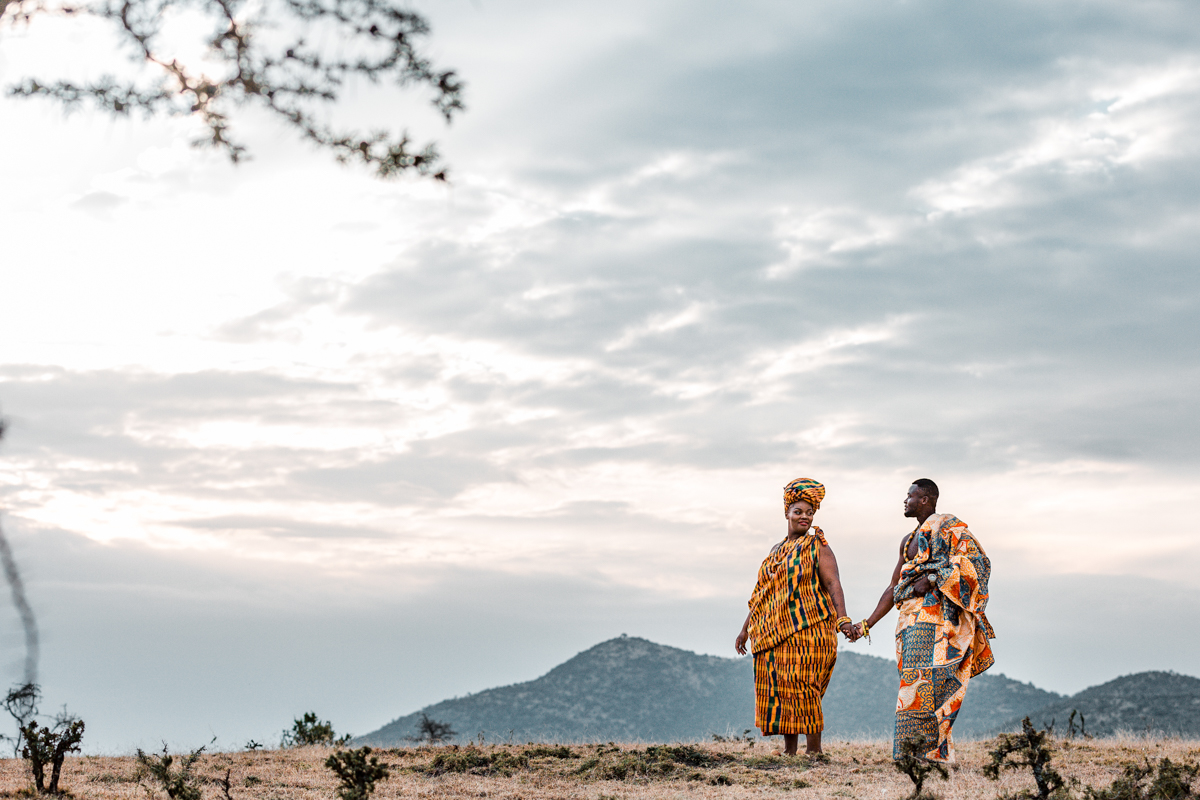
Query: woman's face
[{"left": 786, "top": 499, "right": 815, "bottom": 535}]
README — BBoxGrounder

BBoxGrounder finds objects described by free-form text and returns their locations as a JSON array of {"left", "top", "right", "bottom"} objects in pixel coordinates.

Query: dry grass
[{"left": 0, "top": 737, "right": 1196, "bottom": 799}]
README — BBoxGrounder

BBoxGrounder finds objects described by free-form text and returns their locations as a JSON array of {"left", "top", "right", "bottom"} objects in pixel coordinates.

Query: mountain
[
  {"left": 356, "top": 635, "right": 1060, "bottom": 744},
  {"left": 1009, "top": 671, "right": 1200, "bottom": 737}
]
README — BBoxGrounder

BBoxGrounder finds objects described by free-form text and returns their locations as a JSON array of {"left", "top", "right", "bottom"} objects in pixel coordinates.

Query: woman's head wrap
[{"left": 784, "top": 478, "right": 825, "bottom": 511}]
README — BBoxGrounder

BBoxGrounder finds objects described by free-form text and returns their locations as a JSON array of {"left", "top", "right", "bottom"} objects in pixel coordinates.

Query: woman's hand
[
  {"left": 838, "top": 622, "right": 859, "bottom": 642},
  {"left": 735, "top": 629, "right": 749, "bottom": 655}
]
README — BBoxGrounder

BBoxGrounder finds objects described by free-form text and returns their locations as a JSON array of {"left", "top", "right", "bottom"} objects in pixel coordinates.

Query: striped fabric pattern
[
  {"left": 754, "top": 620, "right": 838, "bottom": 734},
  {"left": 747, "top": 531, "right": 834, "bottom": 654}
]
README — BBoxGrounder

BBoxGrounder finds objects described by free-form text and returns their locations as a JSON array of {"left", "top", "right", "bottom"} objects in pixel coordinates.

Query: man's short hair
[{"left": 911, "top": 478, "right": 939, "bottom": 501}]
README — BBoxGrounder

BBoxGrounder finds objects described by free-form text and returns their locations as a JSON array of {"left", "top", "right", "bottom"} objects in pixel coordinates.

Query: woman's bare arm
[
  {"left": 818, "top": 543, "right": 855, "bottom": 639},
  {"left": 734, "top": 610, "right": 752, "bottom": 655}
]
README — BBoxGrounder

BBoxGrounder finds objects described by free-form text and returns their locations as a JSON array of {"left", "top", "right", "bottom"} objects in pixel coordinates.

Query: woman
[{"left": 734, "top": 478, "right": 855, "bottom": 755}]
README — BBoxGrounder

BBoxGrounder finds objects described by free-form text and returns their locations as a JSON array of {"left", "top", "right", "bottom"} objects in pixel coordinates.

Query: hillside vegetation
[
  {"left": 6, "top": 737, "right": 1197, "bottom": 799},
  {"left": 358, "top": 636, "right": 1060, "bottom": 744}
]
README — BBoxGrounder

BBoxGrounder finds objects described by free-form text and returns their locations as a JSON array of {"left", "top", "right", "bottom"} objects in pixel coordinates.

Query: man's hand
[
  {"left": 735, "top": 630, "right": 749, "bottom": 655},
  {"left": 912, "top": 573, "right": 935, "bottom": 596},
  {"left": 839, "top": 622, "right": 859, "bottom": 642}
]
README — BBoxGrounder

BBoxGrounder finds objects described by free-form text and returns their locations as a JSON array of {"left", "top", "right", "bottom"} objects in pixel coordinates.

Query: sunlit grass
[{"left": 0, "top": 737, "right": 1196, "bottom": 799}]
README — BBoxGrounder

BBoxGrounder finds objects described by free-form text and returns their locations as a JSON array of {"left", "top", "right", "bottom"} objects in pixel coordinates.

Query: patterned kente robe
[
  {"left": 748, "top": 529, "right": 838, "bottom": 735},
  {"left": 893, "top": 513, "right": 994, "bottom": 762}
]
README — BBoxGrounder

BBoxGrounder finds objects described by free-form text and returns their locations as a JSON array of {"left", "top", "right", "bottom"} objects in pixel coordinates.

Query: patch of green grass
[
  {"left": 523, "top": 745, "right": 579, "bottom": 760},
  {"left": 421, "top": 747, "right": 529, "bottom": 777},
  {"left": 742, "top": 754, "right": 795, "bottom": 771},
  {"left": 572, "top": 744, "right": 735, "bottom": 782}
]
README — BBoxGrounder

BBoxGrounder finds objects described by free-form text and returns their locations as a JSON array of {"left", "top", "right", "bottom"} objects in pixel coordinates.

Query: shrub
[
  {"left": 984, "top": 716, "right": 1071, "bottom": 800},
  {"left": 3, "top": 683, "right": 41, "bottom": 757},
  {"left": 644, "top": 744, "right": 730, "bottom": 769},
  {"left": 423, "top": 747, "right": 529, "bottom": 777},
  {"left": 524, "top": 745, "right": 579, "bottom": 759},
  {"left": 893, "top": 736, "right": 948, "bottom": 800},
  {"left": 20, "top": 715, "right": 85, "bottom": 795},
  {"left": 573, "top": 745, "right": 731, "bottom": 782},
  {"left": 1083, "top": 757, "right": 1199, "bottom": 800},
  {"left": 135, "top": 742, "right": 206, "bottom": 800},
  {"left": 412, "top": 713, "right": 456, "bottom": 744},
  {"left": 325, "top": 746, "right": 391, "bottom": 800},
  {"left": 282, "top": 712, "right": 349, "bottom": 747}
]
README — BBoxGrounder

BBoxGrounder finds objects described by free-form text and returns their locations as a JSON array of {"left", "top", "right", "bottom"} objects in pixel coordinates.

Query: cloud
[{"left": 3, "top": 0, "right": 1200, "bottom": 749}]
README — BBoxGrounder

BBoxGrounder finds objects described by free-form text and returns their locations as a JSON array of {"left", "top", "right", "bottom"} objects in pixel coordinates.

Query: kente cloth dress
[
  {"left": 747, "top": 529, "right": 837, "bottom": 735},
  {"left": 892, "top": 513, "right": 995, "bottom": 762}
]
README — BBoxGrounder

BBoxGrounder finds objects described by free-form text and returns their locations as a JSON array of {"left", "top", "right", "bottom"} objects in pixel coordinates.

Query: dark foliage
[
  {"left": 1083, "top": 757, "right": 1200, "bottom": 800},
  {"left": 524, "top": 745, "right": 580, "bottom": 759},
  {"left": 413, "top": 712, "right": 455, "bottom": 743},
  {"left": 135, "top": 741, "right": 207, "bottom": 800},
  {"left": 357, "top": 637, "right": 1059, "bottom": 746},
  {"left": 282, "top": 711, "right": 348, "bottom": 747},
  {"left": 983, "top": 716, "right": 1071, "bottom": 800},
  {"left": 573, "top": 744, "right": 735, "bottom": 782},
  {"left": 1009, "top": 672, "right": 1200, "bottom": 739},
  {"left": 2, "top": 682, "right": 40, "bottom": 757},
  {"left": 325, "top": 746, "right": 391, "bottom": 800},
  {"left": 423, "top": 746, "right": 529, "bottom": 777},
  {"left": 21, "top": 715, "right": 85, "bottom": 795},
  {"left": 3, "top": 0, "right": 463, "bottom": 179},
  {"left": 893, "top": 736, "right": 948, "bottom": 799}
]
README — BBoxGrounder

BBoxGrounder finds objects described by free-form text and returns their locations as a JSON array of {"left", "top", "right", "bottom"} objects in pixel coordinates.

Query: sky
[{"left": 1, "top": 0, "right": 1199, "bottom": 753}]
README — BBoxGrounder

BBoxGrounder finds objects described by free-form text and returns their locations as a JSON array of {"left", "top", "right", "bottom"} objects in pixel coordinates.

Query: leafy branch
[{"left": 3, "top": 0, "right": 463, "bottom": 178}]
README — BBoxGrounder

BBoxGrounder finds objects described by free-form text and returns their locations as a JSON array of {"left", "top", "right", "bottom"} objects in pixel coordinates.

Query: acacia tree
[{"left": 0, "top": 0, "right": 463, "bottom": 178}]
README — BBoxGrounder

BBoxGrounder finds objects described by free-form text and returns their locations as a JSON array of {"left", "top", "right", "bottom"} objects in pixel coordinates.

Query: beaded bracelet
[{"left": 834, "top": 615, "right": 852, "bottom": 629}]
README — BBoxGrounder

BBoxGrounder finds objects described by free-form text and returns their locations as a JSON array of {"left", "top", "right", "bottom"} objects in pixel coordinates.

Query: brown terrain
[{"left": 1, "top": 736, "right": 1196, "bottom": 799}]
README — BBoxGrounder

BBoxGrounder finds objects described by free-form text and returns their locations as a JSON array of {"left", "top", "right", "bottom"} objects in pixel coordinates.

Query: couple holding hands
[{"left": 733, "top": 478, "right": 995, "bottom": 762}]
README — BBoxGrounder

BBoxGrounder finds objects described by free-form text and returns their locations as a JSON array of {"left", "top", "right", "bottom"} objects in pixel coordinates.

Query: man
[{"left": 853, "top": 479, "right": 994, "bottom": 762}]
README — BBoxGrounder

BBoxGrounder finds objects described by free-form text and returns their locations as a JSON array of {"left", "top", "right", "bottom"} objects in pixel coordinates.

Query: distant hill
[
  {"left": 1009, "top": 671, "right": 1200, "bottom": 737},
  {"left": 356, "top": 635, "right": 1060, "bottom": 744}
]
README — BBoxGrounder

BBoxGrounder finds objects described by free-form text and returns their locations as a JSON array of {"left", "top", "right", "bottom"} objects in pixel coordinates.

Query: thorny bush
[{"left": 325, "top": 746, "right": 391, "bottom": 800}]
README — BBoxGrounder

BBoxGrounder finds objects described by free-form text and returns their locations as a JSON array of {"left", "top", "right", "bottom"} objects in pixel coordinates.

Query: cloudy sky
[{"left": 1, "top": 0, "right": 1199, "bottom": 752}]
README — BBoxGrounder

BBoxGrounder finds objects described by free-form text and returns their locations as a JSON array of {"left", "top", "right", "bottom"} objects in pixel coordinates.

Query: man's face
[
  {"left": 903, "top": 485, "right": 927, "bottom": 518},
  {"left": 786, "top": 500, "right": 815, "bottom": 534}
]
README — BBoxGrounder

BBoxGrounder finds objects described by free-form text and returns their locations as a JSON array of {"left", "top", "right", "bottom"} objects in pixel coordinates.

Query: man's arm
[{"left": 856, "top": 538, "right": 908, "bottom": 636}]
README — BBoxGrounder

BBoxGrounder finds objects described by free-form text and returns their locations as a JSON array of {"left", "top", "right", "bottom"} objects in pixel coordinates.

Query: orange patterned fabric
[
  {"left": 893, "top": 513, "right": 994, "bottom": 674},
  {"left": 783, "top": 478, "right": 825, "bottom": 511},
  {"left": 893, "top": 513, "right": 995, "bottom": 762},
  {"left": 748, "top": 531, "right": 834, "bottom": 654},
  {"left": 754, "top": 620, "right": 838, "bottom": 735}
]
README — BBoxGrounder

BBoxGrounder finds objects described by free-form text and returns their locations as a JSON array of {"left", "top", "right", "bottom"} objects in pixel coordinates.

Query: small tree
[
  {"left": 412, "top": 712, "right": 455, "bottom": 744},
  {"left": 3, "top": 682, "right": 41, "bottom": 757},
  {"left": 325, "top": 746, "right": 390, "bottom": 800},
  {"left": 135, "top": 742, "right": 207, "bottom": 800},
  {"left": 282, "top": 711, "right": 348, "bottom": 747},
  {"left": 983, "top": 717, "right": 1070, "bottom": 800},
  {"left": 894, "top": 736, "right": 948, "bottom": 800},
  {"left": 20, "top": 715, "right": 85, "bottom": 795}
]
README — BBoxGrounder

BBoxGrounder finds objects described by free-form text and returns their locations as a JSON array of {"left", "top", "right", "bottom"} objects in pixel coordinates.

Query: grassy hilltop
[{"left": 5, "top": 737, "right": 1197, "bottom": 800}]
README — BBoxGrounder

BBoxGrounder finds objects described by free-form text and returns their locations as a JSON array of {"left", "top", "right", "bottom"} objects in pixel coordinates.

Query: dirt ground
[{"left": 0, "top": 736, "right": 1196, "bottom": 799}]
